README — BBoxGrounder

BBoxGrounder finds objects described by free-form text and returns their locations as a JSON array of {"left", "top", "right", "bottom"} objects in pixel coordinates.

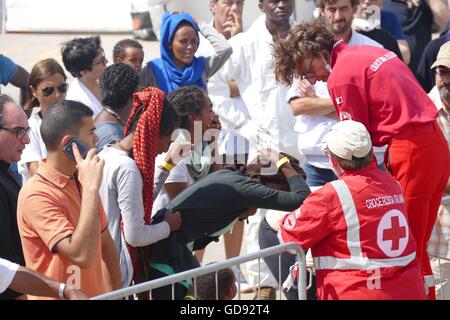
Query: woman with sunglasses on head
[
  {"left": 17, "top": 59, "right": 67, "bottom": 182},
  {"left": 139, "top": 12, "right": 232, "bottom": 94}
]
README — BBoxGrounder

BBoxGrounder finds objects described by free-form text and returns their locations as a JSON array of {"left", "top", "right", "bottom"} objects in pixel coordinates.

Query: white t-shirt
[
  {"left": 17, "top": 113, "right": 47, "bottom": 182},
  {"left": 99, "top": 146, "right": 170, "bottom": 287},
  {"left": 208, "top": 15, "right": 302, "bottom": 163},
  {"left": 66, "top": 78, "right": 103, "bottom": 117},
  {"left": 0, "top": 258, "right": 19, "bottom": 294},
  {"left": 196, "top": 21, "right": 249, "bottom": 156},
  {"left": 152, "top": 158, "right": 195, "bottom": 216}
]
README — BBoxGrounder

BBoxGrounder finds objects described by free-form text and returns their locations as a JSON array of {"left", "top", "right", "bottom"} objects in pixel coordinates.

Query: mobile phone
[{"left": 63, "top": 137, "right": 89, "bottom": 162}]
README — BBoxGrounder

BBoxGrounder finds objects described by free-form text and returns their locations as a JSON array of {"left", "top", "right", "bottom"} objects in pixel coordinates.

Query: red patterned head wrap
[{"left": 124, "top": 87, "right": 165, "bottom": 225}]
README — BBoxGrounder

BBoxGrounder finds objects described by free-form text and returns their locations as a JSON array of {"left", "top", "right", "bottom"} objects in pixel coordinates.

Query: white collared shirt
[
  {"left": 208, "top": 15, "right": 302, "bottom": 161},
  {"left": 66, "top": 78, "right": 103, "bottom": 117}
]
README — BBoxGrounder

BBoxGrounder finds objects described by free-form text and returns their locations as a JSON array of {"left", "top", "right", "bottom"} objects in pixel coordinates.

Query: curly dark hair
[
  {"left": 167, "top": 85, "right": 208, "bottom": 130},
  {"left": 100, "top": 63, "right": 139, "bottom": 110},
  {"left": 196, "top": 267, "right": 235, "bottom": 300},
  {"left": 272, "top": 19, "right": 335, "bottom": 86},
  {"left": 61, "top": 36, "right": 103, "bottom": 78}
]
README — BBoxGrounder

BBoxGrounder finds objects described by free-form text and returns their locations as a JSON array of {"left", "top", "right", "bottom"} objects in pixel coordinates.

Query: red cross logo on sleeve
[{"left": 377, "top": 210, "right": 409, "bottom": 257}]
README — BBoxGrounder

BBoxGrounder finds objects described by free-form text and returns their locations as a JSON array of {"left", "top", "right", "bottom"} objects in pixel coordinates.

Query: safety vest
[
  {"left": 313, "top": 180, "right": 416, "bottom": 271},
  {"left": 312, "top": 180, "right": 426, "bottom": 299}
]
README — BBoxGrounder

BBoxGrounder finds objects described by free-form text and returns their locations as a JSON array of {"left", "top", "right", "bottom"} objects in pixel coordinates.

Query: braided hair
[
  {"left": 100, "top": 63, "right": 139, "bottom": 111},
  {"left": 167, "top": 85, "right": 208, "bottom": 129}
]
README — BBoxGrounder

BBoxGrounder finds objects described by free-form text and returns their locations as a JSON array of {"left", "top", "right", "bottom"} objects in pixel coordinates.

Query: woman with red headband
[{"left": 98, "top": 87, "right": 187, "bottom": 289}]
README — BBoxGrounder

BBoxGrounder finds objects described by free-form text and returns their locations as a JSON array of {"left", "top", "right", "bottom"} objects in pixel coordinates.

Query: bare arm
[
  {"left": 54, "top": 147, "right": 104, "bottom": 268},
  {"left": 165, "top": 182, "right": 189, "bottom": 200},
  {"left": 9, "top": 266, "right": 87, "bottom": 300},
  {"left": 9, "top": 64, "right": 30, "bottom": 107},
  {"left": 398, "top": 40, "right": 411, "bottom": 65},
  {"left": 100, "top": 229, "right": 122, "bottom": 291},
  {"left": 425, "top": 0, "right": 450, "bottom": 28},
  {"left": 290, "top": 97, "right": 336, "bottom": 117},
  {"left": 228, "top": 80, "right": 241, "bottom": 98}
]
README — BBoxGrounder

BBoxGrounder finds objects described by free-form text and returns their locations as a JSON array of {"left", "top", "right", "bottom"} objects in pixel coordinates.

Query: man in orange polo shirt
[{"left": 17, "top": 100, "right": 121, "bottom": 299}]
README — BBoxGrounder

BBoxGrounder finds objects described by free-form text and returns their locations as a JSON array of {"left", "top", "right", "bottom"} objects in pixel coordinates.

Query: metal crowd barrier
[
  {"left": 430, "top": 195, "right": 450, "bottom": 300},
  {"left": 91, "top": 242, "right": 307, "bottom": 300}
]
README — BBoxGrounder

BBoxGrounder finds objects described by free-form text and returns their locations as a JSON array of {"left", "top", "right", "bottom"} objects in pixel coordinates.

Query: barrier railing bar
[{"left": 92, "top": 242, "right": 306, "bottom": 300}]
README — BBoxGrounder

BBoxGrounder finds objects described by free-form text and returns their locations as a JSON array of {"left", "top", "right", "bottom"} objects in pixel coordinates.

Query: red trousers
[{"left": 386, "top": 121, "right": 450, "bottom": 300}]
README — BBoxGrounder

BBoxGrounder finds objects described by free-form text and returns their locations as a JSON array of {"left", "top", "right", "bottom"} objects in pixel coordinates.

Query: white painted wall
[{"left": 3, "top": 0, "right": 316, "bottom": 33}]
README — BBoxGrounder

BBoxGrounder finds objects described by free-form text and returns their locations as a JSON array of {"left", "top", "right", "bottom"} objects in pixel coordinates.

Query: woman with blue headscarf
[{"left": 139, "top": 12, "right": 232, "bottom": 94}]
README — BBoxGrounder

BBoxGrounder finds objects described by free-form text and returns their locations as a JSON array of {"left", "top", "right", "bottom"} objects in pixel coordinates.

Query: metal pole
[{"left": 0, "top": 0, "right": 6, "bottom": 34}]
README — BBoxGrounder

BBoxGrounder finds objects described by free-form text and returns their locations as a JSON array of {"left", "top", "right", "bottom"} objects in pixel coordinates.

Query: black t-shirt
[
  {"left": 383, "top": 0, "right": 433, "bottom": 75},
  {"left": 359, "top": 29, "right": 404, "bottom": 61},
  {"left": 150, "top": 169, "right": 311, "bottom": 273},
  {"left": 0, "top": 161, "right": 25, "bottom": 299}
]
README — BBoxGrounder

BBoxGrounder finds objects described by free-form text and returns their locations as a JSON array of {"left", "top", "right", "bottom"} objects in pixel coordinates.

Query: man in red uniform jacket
[
  {"left": 273, "top": 19, "right": 450, "bottom": 299},
  {"left": 280, "top": 120, "right": 426, "bottom": 300}
]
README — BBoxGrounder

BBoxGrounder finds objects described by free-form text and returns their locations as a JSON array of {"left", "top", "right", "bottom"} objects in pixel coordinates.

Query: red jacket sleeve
[{"left": 280, "top": 189, "right": 333, "bottom": 250}]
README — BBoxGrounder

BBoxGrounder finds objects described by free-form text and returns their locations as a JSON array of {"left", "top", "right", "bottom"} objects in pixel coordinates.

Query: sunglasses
[
  {"left": 41, "top": 83, "right": 68, "bottom": 97},
  {"left": 0, "top": 126, "right": 31, "bottom": 139}
]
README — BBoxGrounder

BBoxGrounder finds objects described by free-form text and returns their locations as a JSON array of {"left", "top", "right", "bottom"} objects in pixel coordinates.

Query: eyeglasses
[
  {"left": 41, "top": 83, "right": 68, "bottom": 97},
  {"left": 436, "top": 67, "right": 450, "bottom": 77},
  {"left": 0, "top": 126, "right": 31, "bottom": 139},
  {"left": 300, "top": 57, "right": 314, "bottom": 81},
  {"left": 92, "top": 55, "right": 108, "bottom": 66}
]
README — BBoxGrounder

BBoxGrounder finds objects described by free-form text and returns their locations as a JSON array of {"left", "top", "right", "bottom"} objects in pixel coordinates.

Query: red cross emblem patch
[{"left": 376, "top": 210, "right": 409, "bottom": 257}]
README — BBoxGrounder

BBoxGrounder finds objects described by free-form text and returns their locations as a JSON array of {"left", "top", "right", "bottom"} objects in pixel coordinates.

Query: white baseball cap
[{"left": 326, "top": 120, "right": 372, "bottom": 160}]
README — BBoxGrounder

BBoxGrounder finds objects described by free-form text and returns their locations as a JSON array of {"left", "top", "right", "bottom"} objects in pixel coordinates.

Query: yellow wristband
[
  {"left": 161, "top": 161, "right": 175, "bottom": 172},
  {"left": 276, "top": 157, "right": 290, "bottom": 169}
]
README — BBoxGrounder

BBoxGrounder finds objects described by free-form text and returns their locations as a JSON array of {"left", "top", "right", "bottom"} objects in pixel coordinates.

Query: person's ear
[
  {"left": 209, "top": 1, "right": 216, "bottom": 15},
  {"left": 60, "top": 134, "right": 73, "bottom": 150},
  {"left": 258, "top": 1, "right": 263, "bottom": 11},
  {"left": 30, "top": 85, "right": 38, "bottom": 98}
]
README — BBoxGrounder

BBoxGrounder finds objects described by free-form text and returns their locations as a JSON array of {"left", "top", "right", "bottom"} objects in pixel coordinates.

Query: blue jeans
[{"left": 303, "top": 162, "right": 337, "bottom": 187}]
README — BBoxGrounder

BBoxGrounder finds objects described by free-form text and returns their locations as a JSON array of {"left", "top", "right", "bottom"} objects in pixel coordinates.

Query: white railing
[{"left": 91, "top": 242, "right": 307, "bottom": 300}]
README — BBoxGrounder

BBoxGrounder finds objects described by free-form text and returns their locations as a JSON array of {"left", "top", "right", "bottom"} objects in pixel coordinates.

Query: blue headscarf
[{"left": 148, "top": 12, "right": 205, "bottom": 94}]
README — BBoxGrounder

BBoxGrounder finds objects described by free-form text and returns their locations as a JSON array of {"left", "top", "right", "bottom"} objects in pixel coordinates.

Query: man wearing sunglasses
[{"left": 0, "top": 94, "right": 30, "bottom": 299}]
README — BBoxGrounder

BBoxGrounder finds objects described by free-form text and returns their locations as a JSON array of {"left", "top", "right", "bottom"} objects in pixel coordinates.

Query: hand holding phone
[
  {"left": 69, "top": 138, "right": 104, "bottom": 191},
  {"left": 63, "top": 137, "right": 89, "bottom": 163}
]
